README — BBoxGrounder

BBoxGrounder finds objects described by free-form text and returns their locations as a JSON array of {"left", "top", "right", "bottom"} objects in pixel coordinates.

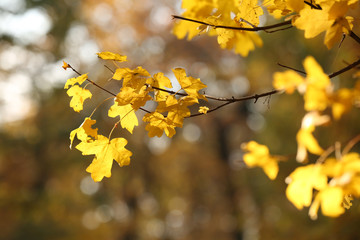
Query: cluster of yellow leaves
[
  {"left": 270, "top": 56, "right": 360, "bottom": 218},
  {"left": 173, "top": 0, "right": 263, "bottom": 56},
  {"left": 273, "top": 56, "right": 360, "bottom": 162},
  {"left": 64, "top": 52, "right": 208, "bottom": 182},
  {"left": 174, "top": 0, "right": 359, "bottom": 55},
  {"left": 292, "top": 0, "right": 357, "bottom": 49},
  {"left": 286, "top": 151, "right": 360, "bottom": 219}
]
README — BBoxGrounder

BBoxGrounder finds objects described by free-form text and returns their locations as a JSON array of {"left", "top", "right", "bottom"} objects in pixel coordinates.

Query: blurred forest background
[{"left": 1, "top": 0, "right": 360, "bottom": 239}]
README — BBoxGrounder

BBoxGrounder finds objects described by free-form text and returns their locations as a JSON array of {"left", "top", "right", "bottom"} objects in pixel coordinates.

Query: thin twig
[
  {"left": 304, "top": 0, "right": 322, "bottom": 10},
  {"left": 149, "top": 84, "right": 279, "bottom": 103},
  {"left": 342, "top": 134, "right": 360, "bottom": 155},
  {"left": 328, "top": 58, "right": 360, "bottom": 78},
  {"left": 68, "top": 64, "right": 151, "bottom": 114},
  {"left": 68, "top": 64, "right": 118, "bottom": 97},
  {"left": 172, "top": 15, "right": 292, "bottom": 33},
  {"left": 277, "top": 63, "right": 306, "bottom": 75},
  {"left": 349, "top": 31, "right": 360, "bottom": 45}
]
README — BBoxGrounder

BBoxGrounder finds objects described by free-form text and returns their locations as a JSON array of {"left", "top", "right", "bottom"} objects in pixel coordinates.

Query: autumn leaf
[
  {"left": 286, "top": 164, "right": 328, "bottom": 210},
  {"left": 76, "top": 135, "right": 132, "bottom": 182},
  {"left": 172, "top": 68, "right": 207, "bottom": 101},
  {"left": 273, "top": 70, "right": 305, "bottom": 94},
  {"left": 69, "top": 117, "right": 98, "bottom": 148},
  {"left": 66, "top": 85, "right": 92, "bottom": 112},
  {"left": 296, "top": 112, "right": 329, "bottom": 162},
  {"left": 198, "top": 106, "right": 209, "bottom": 114},
  {"left": 108, "top": 102, "right": 138, "bottom": 134},
  {"left": 64, "top": 73, "right": 88, "bottom": 89},
  {"left": 116, "top": 86, "right": 152, "bottom": 110},
  {"left": 293, "top": 8, "right": 333, "bottom": 39},
  {"left": 242, "top": 141, "right": 280, "bottom": 180},
  {"left": 148, "top": 72, "right": 173, "bottom": 101},
  {"left": 157, "top": 95, "right": 195, "bottom": 127},
  {"left": 309, "top": 186, "right": 345, "bottom": 220},
  {"left": 97, "top": 51, "right": 127, "bottom": 62},
  {"left": 113, "top": 66, "right": 150, "bottom": 89},
  {"left": 143, "top": 112, "right": 176, "bottom": 138},
  {"left": 62, "top": 61, "right": 70, "bottom": 70}
]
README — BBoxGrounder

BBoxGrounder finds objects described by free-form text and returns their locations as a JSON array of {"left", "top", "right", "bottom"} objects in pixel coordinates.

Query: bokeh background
[{"left": 1, "top": 0, "right": 360, "bottom": 239}]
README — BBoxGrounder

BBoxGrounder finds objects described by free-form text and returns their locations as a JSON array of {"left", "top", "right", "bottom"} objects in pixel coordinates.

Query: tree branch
[
  {"left": 67, "top": 64, "right": 151, "bottom": 114},
  {"left": 328, "top": 58, "right": 360, "bottom": 78},
  {"left": 349, "top": 31, "right": 360, "bottom": 45},
  {"left": 172, "top": 15, "right": 292, "bottom": 33}
]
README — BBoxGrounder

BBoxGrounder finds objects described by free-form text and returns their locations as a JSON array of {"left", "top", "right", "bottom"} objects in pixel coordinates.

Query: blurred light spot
[
  {"left": 220, "top": 56, "right": 243, "bottom": 74},
  {"left": 231, "top": 76, "right": 249, "bottom": 96},
  {"left": 38, "top": 60, "right": 75, "bottom": 91},
  {"left": 0, "top": 45, "right": 27, "bottom": 70},
  {"left": 168, "top": 197, "right": 187, "bottom": 211},
  {"left": 148, "top": 5, "right": 172, "bottom": 31},
  {"left": 95, "top": 205, "right": 114, "bottom": 223},
  {"left": 147, "top": 135, "right": 171, "bottom": 155},
  {"left": 80, "top": 176, "right": 100, "bottom": 195},
  {"left": 246, "top": 113, "right": 265, "bottom": 132},
  {"left": 146, "top": 219, "right": 165, "bottom": 238},
  {"left": 113, "top": 200, "right": 131, "bottom": 222},
  {"left": 82, "top": 211, "right": 99, "bottom": 230},
  {"left": 92, "top": 3, "right": 113, "bottom": 29},
  {"left": 0, "top": 72, "right": 35, "bottom": 123},
  {"left": 64, "top": 23, "right": 99, "bottom": 65},
  {"left": 0, "top": 7, "right": 52, "bottom": 45},
  {"left": 142, "top": 36, "right": 165, "bottom": 55},
  {"left": 117, "top": 25, "right": 137, "bottom": 48},
  {"left": 166, "top": 209, "right": 184, "bottom": 229},
  {"left": 182, "top": 123, "right": 201, "bottom": 143},
  {"left": 0, "top": 0, "right": 25, "bottom": 12},
  {"left": 78, "top": 40, "right": 100, "bottom": 65},
  {"left": 228, "top": 149, "right": 246, "bottom": 171},
  {"left": 138, "top": 193, "right": 159, "bottom": 216}
]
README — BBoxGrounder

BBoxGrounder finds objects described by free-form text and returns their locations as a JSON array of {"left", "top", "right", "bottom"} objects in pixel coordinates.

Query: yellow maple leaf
[
  {"left": 296, "top": 112, "right": 329, "bottom": 162},
  {"left": 199, "top": 106, "right": 209, "bottom": 114},
  {"left": 69, "top": 117, "right": 98, "bottom": 148},
  {"left": 143, "top": 112, "right": 176, "bottom": 138},
  {"left": 331, "top": 88, "right": 354, "bottom": 120},
  {"left": 265, "top": 0, "right": 293, "bottom": 19},
  {"left": 157, "top": 95, "right": 196, "bottom": 127},
  {"left": 293, "top": 7, "right": 333, "bottom": 39},
  {"left": 286, "top": 164, "right": 328, "bottom": 210},
  {"left": 242, "top": 141, "right": 280, "bottom": 180},
  {"left": 172, "top": 68, "right": 207, "bottom": 101},
  {"left": 309, "top": 186, "right": 345, "bottom": 220},
  {"left": 324, "top": 16, "right": 354, "bottom": 49},
  {"left": 108, "top": 102, "right": 138, "bottom": 134},
  {"left": 64, "top": 73, "right": 88, "bottom": 89},
  {"left": 116, "top": 86, "right": 152, "bottom": 110},
  {"left": 273, "top": 70, "right": 305, "bottom": 94},
  {"left": 147, "top": 72, "right": 173, "bottom": 101},
  {"left": 236, "top": 0, "right": 263, "bottom": 27},
  {"left": 113, "top": 66, "right": 150, "bottom": 89},
  {"left": 76, "top": 135, "right": 132, "bottom": 182},
  {"left": 66, "top": 85, "right": 92, "bottom": 112},
  {"left": 96, "top": 51, "right": 127, "bottom": 62},
  {"left": 303, "top": 56, "right": 331, "bottom": 111}
]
